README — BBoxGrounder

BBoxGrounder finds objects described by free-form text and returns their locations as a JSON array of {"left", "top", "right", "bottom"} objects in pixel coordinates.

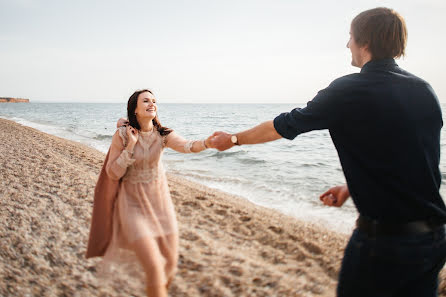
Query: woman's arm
[
  {"left": 164, "top": 131, "right": 211, "bottom": 153},
  {"left": 105, "top": 128, "right": 137, "bottom": 180}
]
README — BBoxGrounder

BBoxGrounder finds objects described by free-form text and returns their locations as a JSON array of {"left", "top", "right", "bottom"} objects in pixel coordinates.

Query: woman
[{"left": 86, "top": 89, "right": 212, "bottom": 297}]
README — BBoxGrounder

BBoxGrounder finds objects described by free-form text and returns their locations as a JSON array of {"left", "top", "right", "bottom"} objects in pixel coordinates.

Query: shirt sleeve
[{"left": 273, "top": 81, "right": 344, "bottom": 140}]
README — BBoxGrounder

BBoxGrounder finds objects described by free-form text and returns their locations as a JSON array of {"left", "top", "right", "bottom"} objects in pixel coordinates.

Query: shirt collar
[{"left": 360, "top": 58, "right": 398, "bottom": 73}]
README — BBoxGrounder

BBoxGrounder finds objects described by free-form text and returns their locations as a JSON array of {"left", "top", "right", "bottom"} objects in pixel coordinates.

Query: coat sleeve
[
  {"left": 105, "top": 129, "right": 136, "bottom": 180},
  {"left": 85, "top": 148, "right": 120, "bottom": 258}
]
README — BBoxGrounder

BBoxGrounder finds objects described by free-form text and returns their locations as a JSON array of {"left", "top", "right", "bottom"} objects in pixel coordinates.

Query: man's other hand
[{"left": 320, "top": 184, "right": 350, "bottom": 207}]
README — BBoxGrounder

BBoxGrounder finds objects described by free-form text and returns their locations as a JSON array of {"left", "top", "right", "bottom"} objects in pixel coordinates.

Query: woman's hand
[
  {"left": 117, "top": 118, "right": 129, "bottom": 128},
  {"left": 319, "top": 184, "right": 350, "bottom": 207},
  {"left": 204, "top": 135, "right": 214, "bottom": 149},
  {"left": 126, "top": 125, "right": 138, "bottom": 151}
]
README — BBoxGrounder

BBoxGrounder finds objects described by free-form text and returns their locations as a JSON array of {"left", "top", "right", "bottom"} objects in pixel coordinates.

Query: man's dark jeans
[{"left": 337, "top": 227, "right": 446, "bottom": 297}]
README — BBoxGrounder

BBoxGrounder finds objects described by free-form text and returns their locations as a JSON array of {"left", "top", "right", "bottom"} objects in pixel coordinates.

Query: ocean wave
[
  {"left": 299, "top": 162, "right": 330, "bottom": 168},
  {"left": 2, "top": 116, "right": 70, "bottom": 135},
  {"left": 170, "top": 170, "right": 248, "bottom": 184},
  {"left": 93, "top": 134, "right": 113, "bottom": 141},
  {"left": 235, "top": 157, "right": 267, "bottom": 165},
  {"left": 208, "top": 150, "right": 247, "bottom": 158},
  {"left": 206, "top": 150, "right": 267, "bottom": 165}
]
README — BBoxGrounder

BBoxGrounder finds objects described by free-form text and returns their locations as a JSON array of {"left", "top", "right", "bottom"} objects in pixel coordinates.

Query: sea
[{"left": 2, "top": 102, "right": 446, "bottom": 234}]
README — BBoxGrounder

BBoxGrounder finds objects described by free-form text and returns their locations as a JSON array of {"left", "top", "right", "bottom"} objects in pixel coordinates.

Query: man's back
[
  {"left": 331, "top": 59, "right": 444, "bottom": 223},
  {"left": 274, "top": 58, "right": 446, "bottom": 223}
]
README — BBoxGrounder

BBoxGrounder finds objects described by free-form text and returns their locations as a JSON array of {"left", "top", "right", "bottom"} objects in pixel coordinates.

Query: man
[{"left": 210, "top": 7, "right": 446, "bottom": 297}]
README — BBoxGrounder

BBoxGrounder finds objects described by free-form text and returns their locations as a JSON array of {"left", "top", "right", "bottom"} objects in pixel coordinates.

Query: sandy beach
[{"left": 0, "top": 117, "right": 445, "bottom": 297}]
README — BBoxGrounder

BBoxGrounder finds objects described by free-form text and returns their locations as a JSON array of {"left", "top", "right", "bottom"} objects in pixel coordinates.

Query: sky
[{"left": 0, "top": 0, "right": 445, "bottom": 103}]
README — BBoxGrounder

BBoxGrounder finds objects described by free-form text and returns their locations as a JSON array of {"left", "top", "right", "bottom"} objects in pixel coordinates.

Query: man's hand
[
  {"left": 117, "top": 118, "right": 129, "bottom": 128},
  {"left": 320, "top": 184, "right": 350, "bottom": 207},
  {"left": 209, "top": 131, "right": 234, "bottom": 151}
]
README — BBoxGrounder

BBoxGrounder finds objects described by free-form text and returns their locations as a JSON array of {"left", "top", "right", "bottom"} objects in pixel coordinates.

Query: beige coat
[{"left": 85, "top": 149, "right": 120, "bottom": 258}]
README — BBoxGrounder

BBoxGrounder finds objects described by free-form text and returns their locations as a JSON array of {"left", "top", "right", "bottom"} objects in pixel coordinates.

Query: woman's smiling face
[{"left": 135, "top": 91, "right": 157, "bottom": 120}]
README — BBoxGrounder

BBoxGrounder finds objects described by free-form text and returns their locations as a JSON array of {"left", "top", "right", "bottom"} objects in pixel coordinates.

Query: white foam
[{"left": 1, "top": 115, "right": 110, "bottom": 153}]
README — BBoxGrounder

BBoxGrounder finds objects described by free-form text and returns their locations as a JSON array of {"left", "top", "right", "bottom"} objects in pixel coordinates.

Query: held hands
[
  {"left": 208, "top": 131, "right": 234, "bottom": 151},
  {"left": 319, "top": 184, "right": 350, "bottom": 207},
  {"left": 204, "top": 135, "right": 214, "bottom": 149}
]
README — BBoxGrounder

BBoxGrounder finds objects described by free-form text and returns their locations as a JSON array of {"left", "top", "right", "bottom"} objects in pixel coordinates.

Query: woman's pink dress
[{"left": 101, "top": 127, "right": 179, "bottom": 286}]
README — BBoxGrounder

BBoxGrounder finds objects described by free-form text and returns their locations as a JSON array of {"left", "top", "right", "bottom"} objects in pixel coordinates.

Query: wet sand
[{"left": 1, "top": 117, "right": 445, "bottom": 296}]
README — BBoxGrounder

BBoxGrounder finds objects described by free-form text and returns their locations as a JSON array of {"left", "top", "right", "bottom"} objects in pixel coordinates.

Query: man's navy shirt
[{"left": 274, "top": 59, "right": 446, "bottom": 224}]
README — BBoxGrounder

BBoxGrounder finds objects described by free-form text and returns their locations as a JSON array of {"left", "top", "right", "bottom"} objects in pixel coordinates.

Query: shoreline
[{"left": 1, "top": 118, "right": 445, "bottom": 296}]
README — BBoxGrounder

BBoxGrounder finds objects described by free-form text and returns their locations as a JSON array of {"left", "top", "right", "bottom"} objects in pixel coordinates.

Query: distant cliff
[{"left": 0, "top": 97, "right": 29, "bottom": 103}]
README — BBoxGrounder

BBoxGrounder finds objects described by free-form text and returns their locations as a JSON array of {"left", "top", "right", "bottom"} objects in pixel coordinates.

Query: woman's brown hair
[
  {"left": 127, "top": 89, "right": 172, "bottom": 136},
  {"left": 351, "top": 7, "right": 407, "bottom": 60}
]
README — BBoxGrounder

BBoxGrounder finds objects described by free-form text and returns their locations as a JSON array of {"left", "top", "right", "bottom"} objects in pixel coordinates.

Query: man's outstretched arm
[{"left": 210, "top": 120, "right": 282, "bottom": 151}]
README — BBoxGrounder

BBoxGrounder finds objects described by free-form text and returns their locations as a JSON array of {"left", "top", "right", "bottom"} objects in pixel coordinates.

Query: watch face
[{"left": 231, "top": 135, "right": 237, "bottom": 144}]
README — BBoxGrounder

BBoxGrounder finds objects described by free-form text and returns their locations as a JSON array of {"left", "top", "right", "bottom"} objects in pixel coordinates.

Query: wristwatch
[{"left": 231, "top": 134, "right": 239, "bottom": 145}]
